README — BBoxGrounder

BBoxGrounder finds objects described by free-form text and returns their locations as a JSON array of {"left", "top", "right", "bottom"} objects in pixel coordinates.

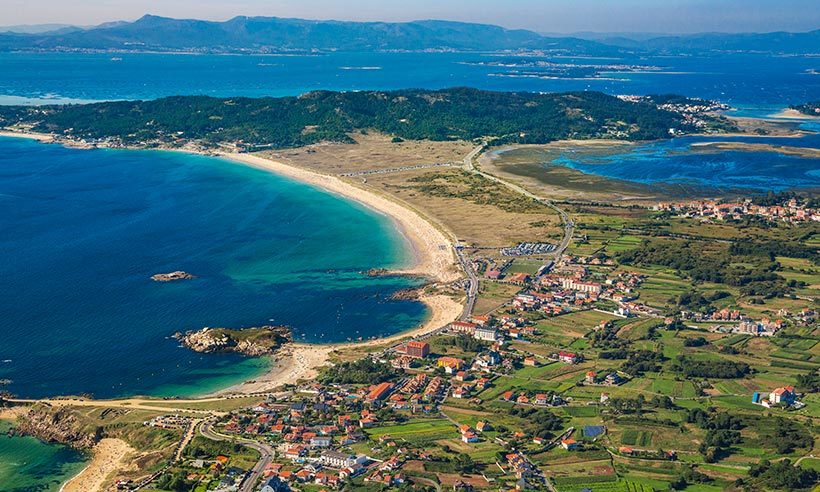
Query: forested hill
[{"left": 0, "top": 88, "right": 732, "bottom": 149}]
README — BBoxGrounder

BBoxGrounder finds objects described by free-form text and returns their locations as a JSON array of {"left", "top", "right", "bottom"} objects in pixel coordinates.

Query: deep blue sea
[
  {"left": 0, "top": 51, "right": 817, "bottom": 112},
  {"left": 0, "top": 136, "right": 426, "bottom": 400}
]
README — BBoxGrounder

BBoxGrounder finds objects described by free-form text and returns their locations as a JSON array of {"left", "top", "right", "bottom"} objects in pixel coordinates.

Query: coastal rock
[
  {"left": 174, "top": 326, "right": 291, "bottom": 357},
  {"left": 151, "top": 271, "right": 195, "bottom": 282},
  {"left": 390, "top": 287, "right": 424, "bottom": 301},
  {"left": 16, "top": 406, "right": 99, "bottom": 450}
]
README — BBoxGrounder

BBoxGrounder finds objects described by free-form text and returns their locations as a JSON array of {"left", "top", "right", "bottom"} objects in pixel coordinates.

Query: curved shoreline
[
  {"left": 220, "top": 152, "right": 460, "bottom": 283},
  {"left": 0, "top": 131, "right": 465, "bottom": 397}
]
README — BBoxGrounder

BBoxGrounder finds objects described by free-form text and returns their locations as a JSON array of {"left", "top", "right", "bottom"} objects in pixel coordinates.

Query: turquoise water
[
  {"left": 0, "top": 136, "right": 427, "bottom": 400},
  {"left": 0, "top": 420, "right": 87, "bottom": 492}
]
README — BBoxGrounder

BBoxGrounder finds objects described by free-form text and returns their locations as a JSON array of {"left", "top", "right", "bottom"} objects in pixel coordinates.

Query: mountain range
[{"left": 0, "top": 15, "right": 817, "bottom": 55}]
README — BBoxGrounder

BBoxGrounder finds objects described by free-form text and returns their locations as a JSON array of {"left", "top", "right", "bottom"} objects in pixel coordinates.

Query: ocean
[
  {"left": 0, "top": 136, "right": 426, "bottom": 400},
  {"left": 0, "top": 51, "right": 817, "bottom": 111},
  {"left": 0, "top": 421, "right": 87, "bottom": 492}
]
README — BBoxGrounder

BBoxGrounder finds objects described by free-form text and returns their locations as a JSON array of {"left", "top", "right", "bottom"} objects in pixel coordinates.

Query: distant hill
[
  {"left": 0, "top": 16, "right": 815, "bottom": 55},
  {"left": 0, "top": 15, "right": 614, "bottom": 54},
  {"left": 594, "top": 30, "right": 820, "bottom": 54},
  {"left": 0, "top": 23, "right": 82, "bottom": 35}
]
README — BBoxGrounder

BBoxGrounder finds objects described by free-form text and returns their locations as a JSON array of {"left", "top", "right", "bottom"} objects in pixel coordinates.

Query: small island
[
  {"left": 150, "top": 271, "right": 195, "bottom": 282},
  {"left": 174, "top": 326, "right": 291, "bottom": 357}
]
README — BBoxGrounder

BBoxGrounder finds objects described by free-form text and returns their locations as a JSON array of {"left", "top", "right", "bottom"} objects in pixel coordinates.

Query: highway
[{"left": 201, "top": 420, "right": 275, "bottom": 492}]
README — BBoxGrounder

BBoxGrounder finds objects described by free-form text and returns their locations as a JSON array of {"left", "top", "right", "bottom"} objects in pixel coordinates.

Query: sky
[{"left": 1, "top": 0, "right": 818, "bottom": 33}]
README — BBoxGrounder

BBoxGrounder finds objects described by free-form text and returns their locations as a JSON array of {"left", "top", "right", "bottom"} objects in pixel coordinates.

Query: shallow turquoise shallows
[
  {"left": 0, "top": 420, "right": 87, "bottom": 492},
  {"left": 0, "top": 136, "right": 428, "bottom": 400}
]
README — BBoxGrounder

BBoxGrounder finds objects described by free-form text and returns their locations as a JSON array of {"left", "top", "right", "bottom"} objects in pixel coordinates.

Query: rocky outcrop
[
  {"left": 16, "top": 406, "right": 99, "bottom": 450},
  {"left": 151, "top": 271, "right": 195, "bottom": 282},
  {"left": 390, "top": 287, "right": 423, "bottom": 301},
  {"left": 174, "top": 326, "right": 291, "bottom": 357}
]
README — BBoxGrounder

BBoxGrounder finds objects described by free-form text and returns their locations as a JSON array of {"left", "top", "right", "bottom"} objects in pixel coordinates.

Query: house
[
  {"left": 585, "top": 371, "right": 596, "bottom": 384},
  {"left": 461, "top": 427, "right": 480, "bottom": 443},
  {"left": 558, "top": 351, "right": 579, "bottom": 364},
  {"left": 310, "top": 436, "right": 332, "bottom": 448},
  {"left": 534, "top": 393, "right": 549, "bottom": 406},
  {"left": 476, "top": 420, "right": 491, "bottom": 432},
  {"left": 437, "top": 356, "right": 465, "bottom": 373},
  {"left": 769, "top": 386, "right": 796, "bottom": 405},
  {"left": 452, "top": 386, "right": 469, "bottom": 399},
  {"left": 285, "top": 445, "right": 307, "bottom": 461},
  {"left": 561, "top": 439, "right": 579, "bottom": 450},
  {"left": 605, "top": 373, "right": 622, "bottom": 386},
  {"left": 261, "top": 477, "right": 290, "bottom": 492},
  {"left": 533, "top": 436, "right": 546, "bottom": 445},
  {"left": 523, "top": 356, "right": 538, "bottom": 367}
]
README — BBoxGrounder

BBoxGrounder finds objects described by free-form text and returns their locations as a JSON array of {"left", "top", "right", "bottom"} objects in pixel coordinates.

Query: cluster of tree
[
  {"left": 683, "top": 336, "right": 709, "bottom": 347},
  {"left": 508, "top": 406, "right": 564, "bottom": 438},
  {"left": 669, "top": 467, "right": 712, "bottom": 490},
  {"left": 437, "top": 334, "right": 487, "bottom": 353},
  {"left": 589, "top": 322, "right": 630, "bottom": 351},
  {"left": 671, "top": 355, "right": 750, "bottom": 378},
  {"left": 751, "top": 190, "right": 820, "bottom": 208},
  {"left": 154, "top": 471, "right": 196, "bottom": 492},
  {"left": 746, "top": 459, "right": 818, "bottom": 490},
  {"left": 685, "top": 408, "right": 744, "bottom": 430},
  {"left": 425, "top": 451, "right": 477, "bottom": 474},
  {"left": 796, "top": 370, "right": 820, "bottom": 393},
  {"left": 686, "top": 408, "right": 745, "bottom": 462},
  {"left": 618, "top": 239, "right": 796, "bottom": 299},
  {"left": 767, "top": 417, "right": 814, "bottom": 455},
  {"left": 607, "top": 394, "right": 676, "bottom": 415},
  {"left": 620, "top": 350, "right": 665, "bottom": 376},
  {"left": 0, "top": 89, "right": 721, "bottom": 149},
  {"left": 730, "top": 240, "right": 819, "bottom": 264},
  {"left": 318, "top": 358, "right": 398, "bottom": 384},
  {"left": 675, "top": 291, "right": 730, "bottom": 310}
]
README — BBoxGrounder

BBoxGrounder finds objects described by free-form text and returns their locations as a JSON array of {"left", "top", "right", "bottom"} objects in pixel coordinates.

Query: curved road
[{"left": 200, "top": 420, "right": 275, "bottom": 492}]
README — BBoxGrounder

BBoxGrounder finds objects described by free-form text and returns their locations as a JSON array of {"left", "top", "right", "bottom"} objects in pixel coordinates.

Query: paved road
[
  {"left": 463, "top": 143, "right": 574, "bottom": 259},
  {"left": 455, "top": 246, "right": 479, "bottom": 320},
  {"left": 201, "top": 420, "right": 275, "bottom": 492}
]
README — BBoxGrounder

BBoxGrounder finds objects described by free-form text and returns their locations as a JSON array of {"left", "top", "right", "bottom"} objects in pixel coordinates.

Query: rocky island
[
  {"left": 150, "top": 271, "right": 196, "bottom": 282},
  {"left": 174, "top": 326, "right": 291, "bottom": 357}
]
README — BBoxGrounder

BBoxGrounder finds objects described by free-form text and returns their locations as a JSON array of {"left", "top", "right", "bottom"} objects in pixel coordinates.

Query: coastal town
[{"left": 1, "top": 105, "right": 819, "bottom": 490}]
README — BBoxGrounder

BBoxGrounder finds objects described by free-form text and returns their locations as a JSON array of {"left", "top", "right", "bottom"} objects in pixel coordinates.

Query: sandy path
[{"left": 61, "top": 438, "right": 134, "bottom": 492}]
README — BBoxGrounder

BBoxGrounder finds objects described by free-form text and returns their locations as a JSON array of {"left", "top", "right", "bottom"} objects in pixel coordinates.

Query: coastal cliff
[
  {"left": 174, "top": 326, "right": 291, "bottom": 357},
  {"left": 15, "top": 406, "right": 99, "bottom": 450}
]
